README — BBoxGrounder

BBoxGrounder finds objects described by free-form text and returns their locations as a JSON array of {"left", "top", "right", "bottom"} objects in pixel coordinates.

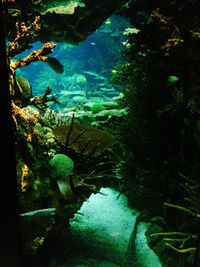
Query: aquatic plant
[{"left": 146, "top": 172, "right": 200, "bottom": 267}]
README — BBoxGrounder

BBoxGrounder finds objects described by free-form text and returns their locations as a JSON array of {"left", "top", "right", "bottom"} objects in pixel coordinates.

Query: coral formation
[
  {"left": 3, "top": 0, "right": 125, "bottom": 43},
  {"left": 49, "top": 153, "right": 74, "bottom": 179},
  {"left": 53, "top": 120, "right": 116, "bottom": 156}
]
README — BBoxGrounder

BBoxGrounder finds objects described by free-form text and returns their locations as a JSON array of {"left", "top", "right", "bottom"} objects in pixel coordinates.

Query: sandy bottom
[
  {"left": 60, "top": 187, "right": 162, "bottom": 267},
  {"left": 135, "top": 222, "right": 163, "bottom": 267}
]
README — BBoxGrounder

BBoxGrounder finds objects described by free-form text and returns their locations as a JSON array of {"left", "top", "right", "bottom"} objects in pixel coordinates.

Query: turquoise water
[{"left": 15, "top": 15, "right": 131, "bottom": 110}]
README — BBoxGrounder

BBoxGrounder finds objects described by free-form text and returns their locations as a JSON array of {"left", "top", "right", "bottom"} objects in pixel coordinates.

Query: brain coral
[{"left": 49, "top": 153, "right": 74, "bottom": 179}]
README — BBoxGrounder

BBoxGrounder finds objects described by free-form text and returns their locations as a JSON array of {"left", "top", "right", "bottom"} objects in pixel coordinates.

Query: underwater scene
[{"left": 1, "top": 0, "right": 200, "bottom": 267}]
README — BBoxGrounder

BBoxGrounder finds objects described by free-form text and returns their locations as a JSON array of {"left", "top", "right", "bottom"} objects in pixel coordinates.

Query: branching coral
[
  {"left": 11, "top": 100, "right": 29, "bottom": 125},
  {"left": 8, "top": 16, "right": 41, "bottom": 58},
  {"left": 6, "top": 15, "right": 56, "bottom": 100},
  {"left": 162, "top": 37, "right": 184, "bottom": 57},
  {"left": 150, "top": 8, "right": 171, "bottom": 31},
  {"left": 10, "top": 42, "right": 56, "bottom": 70},
  {"left": 5, "top": 14, "right": 57, "bottom": 132},
  {"left": 150, "top": 8, "right": 184, "bottom": 56},
  {"left": 30, "top": 87, "right": 60, "bottom": 111}
]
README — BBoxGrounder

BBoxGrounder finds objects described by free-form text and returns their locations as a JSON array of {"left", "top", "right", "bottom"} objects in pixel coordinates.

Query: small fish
[
  {"left": 90, "top": 42, "right": 96, "bottom": 46},
  {"left": 45, "top": 56, "right": 64, "bottom": 74}
]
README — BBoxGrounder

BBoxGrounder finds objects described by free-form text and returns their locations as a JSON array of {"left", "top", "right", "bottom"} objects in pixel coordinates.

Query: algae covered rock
[
  {"left": 4, "top": 0, "right": 125, "bottom": 44},
  {"left": 49, "top": 153, "right": 74, "bottom": 179},
  {"left": 91, "top": 103, "right": 105, "bottom": 114}
]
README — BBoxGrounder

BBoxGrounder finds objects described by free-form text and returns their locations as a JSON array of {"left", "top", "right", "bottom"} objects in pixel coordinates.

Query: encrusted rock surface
[{"left": 3, "top": 0, "right": 125, "bottom": 44}]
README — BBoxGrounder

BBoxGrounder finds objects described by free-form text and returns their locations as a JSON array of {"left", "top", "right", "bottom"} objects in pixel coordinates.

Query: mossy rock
[
  {"left": 49, "top": 154, "right": 74, "bottom": 180},
  {"left": 91, "top": 103, "right": 105, "bottom": 114}
]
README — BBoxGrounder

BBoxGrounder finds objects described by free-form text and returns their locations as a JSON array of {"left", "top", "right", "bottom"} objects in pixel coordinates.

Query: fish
[{"left": 45, "top": 56, "right": 64, "bottom": 74}]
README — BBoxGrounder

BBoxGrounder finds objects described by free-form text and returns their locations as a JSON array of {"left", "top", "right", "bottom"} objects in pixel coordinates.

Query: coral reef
[{"left": 2, "top": 13, "right": 122, "bottom": 264}]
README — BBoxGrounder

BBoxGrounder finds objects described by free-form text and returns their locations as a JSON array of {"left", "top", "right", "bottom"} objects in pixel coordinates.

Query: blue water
[{"left": 14, "top": 15, "right": 131, "bottom": 109}]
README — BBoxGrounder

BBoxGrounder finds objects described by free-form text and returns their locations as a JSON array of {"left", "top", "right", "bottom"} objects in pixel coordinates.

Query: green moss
[{"left": 49, "top": 154, "right": 74, "bottom": 179}]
